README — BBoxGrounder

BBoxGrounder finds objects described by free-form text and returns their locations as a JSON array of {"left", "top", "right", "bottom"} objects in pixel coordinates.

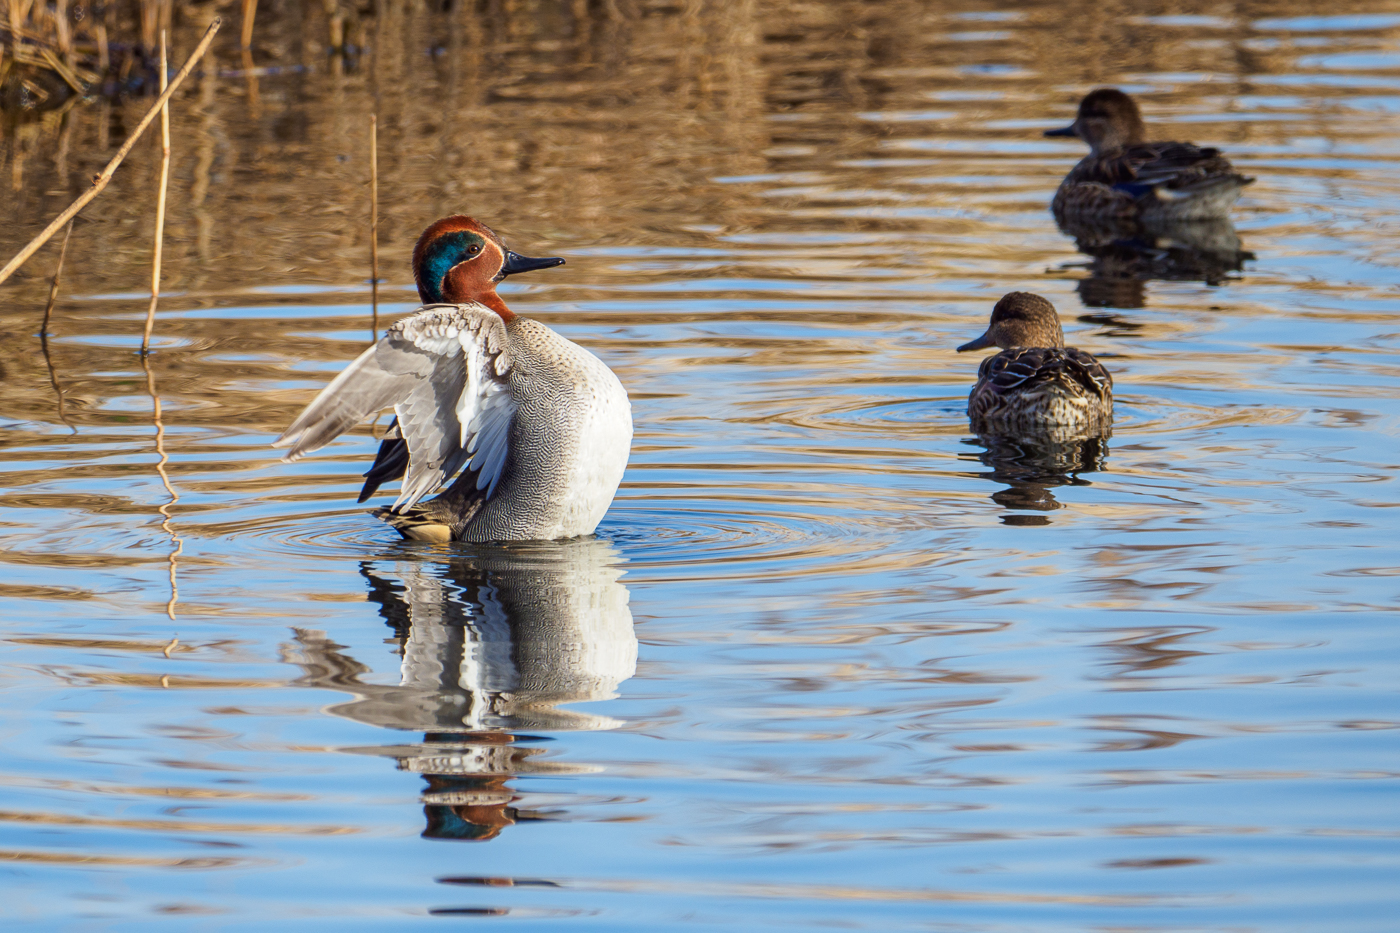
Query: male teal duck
[
  {"left": 1045, "top": 88, "right": 1253, "bottom": 222},
  {"left": 275, "top": 215, "right": 632, "bottom": 543},
  {"left": 957, "top": 292, "right": 1113, "bottom": 431}
]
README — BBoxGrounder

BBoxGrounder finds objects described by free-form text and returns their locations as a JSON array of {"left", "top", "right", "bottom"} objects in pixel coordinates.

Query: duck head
[
  {"left": 412, "top": 215, "right": 565, "bottom": 322},
  {"left": 1044, "top": 88, "right": 1147, "bottom": 155},
  {"left": 958, "top": 292, "right": 1065, "bottom": 352}
]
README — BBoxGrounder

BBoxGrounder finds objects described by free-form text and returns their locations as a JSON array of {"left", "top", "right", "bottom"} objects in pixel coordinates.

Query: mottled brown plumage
[
  {"left": 1045, "top": 89, "right": 1253, "bottom": 222},
  {"left": 957, "top": 293, "right": 1113, "bottom": 431}
]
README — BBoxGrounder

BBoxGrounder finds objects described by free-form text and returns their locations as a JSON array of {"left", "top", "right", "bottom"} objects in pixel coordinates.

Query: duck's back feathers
[
  {"left": 1080, "top": 140, "right": 1234, "bottom": 188},
  {"left": 1055, "top": 141, "right": 1253, "bottom": 221},
  {"left": 970, "top": 346, "right": 1113, "bottom": 429}
]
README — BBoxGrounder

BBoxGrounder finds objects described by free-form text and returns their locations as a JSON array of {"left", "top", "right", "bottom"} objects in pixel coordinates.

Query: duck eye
[{"left": 467, "top": 244, "right": 481, "bottom": 255}]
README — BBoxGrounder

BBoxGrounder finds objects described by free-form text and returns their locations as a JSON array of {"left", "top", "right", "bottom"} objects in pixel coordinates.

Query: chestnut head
[{"left": 412, "top": 215, "right": 564, "bottom": 317}]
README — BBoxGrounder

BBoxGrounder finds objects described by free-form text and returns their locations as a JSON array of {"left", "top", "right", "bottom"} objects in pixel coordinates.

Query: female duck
[
  {"left": 275, "top": 215, "right": 632, "bottom": 543},
  {"left": 1045, "top": 88, "right": 1253, "bottom": 222},
  {"left": 957, "top": 292, "right": 1113, "bottom": 431}
]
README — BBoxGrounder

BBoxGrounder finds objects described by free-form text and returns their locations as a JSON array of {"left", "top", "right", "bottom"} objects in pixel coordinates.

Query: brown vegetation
[{"left": 2, "top": 0, "right": 1397, "bottom": 320}]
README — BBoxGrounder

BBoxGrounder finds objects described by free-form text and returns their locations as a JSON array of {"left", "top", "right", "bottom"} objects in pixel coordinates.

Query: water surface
[{"left": 1, "top": 1, "right": 1398, "bottom": 929}]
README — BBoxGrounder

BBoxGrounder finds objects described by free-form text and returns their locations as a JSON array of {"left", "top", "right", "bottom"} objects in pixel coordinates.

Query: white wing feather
[{"left": 274, "top": 303, "right": 516, "bottom": 513}]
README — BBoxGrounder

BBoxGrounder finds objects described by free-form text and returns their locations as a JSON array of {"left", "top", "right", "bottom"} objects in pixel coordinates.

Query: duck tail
[
  {"left": 370, "top": 507, "right": 453, "bottom": 543},
  {"left": 1113, "top": 173, "right": 1253, "bottom": 204},
  {"left": 1157, "top": 174, "right": 1253, "bottom": 202}
]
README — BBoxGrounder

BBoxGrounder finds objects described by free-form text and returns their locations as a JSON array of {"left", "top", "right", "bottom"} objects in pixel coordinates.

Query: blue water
[{"left": 1, "top": 3, "right": 1398, "bottom": 930}]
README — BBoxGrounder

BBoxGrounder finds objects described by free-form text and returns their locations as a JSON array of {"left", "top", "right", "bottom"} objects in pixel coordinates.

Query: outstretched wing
[{"left": 273, "top": 303, "right": 516, "bottom": 513}]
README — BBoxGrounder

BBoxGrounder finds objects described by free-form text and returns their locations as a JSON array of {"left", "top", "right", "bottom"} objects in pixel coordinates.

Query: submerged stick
[
  {"left": 41, "top": 220, "right": 73, "bottom": 336},
  {"left": 39, "top": 220, "right": 77, "bottom": 433},
  {"left": 141, "top": 29, "right": 171, "bottom": 355},
  {"left": 143, "top": 356, "right": 183, "bottom": 621},
  {"left": 40, "top": 331, "right": 77, "bottom": 433},
  {"left": 370, "top": 113, "right": 379, "bottom": 340},
  {"left": 0, "top": 17, "right": 221, "bottom": 289}
]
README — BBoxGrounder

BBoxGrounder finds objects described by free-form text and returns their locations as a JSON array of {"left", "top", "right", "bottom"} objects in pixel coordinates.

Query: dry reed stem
[
  {"left": 137, "top": 0, "right": 171, "bottom": 52},
  {"left": 41, "top": 219, "right": 73, "bottom": 335},
  {"left": 51, "top": 0, "right": 70, "bottom": 59},
  {"left": 138, "top": 0, "right": 154, "bottom": 50},
  {"left": 370, "top": 112, "right": 379, "bottom": 340},
  {"left": 241, "top": 44, "right": 260, "bottom": 112},
  {"left": 141, "top": 28, "right": 170, "bottom": 355},
  {"left": 7, "top": 0, "right": 35, "bottom": 48},
  {"left": 37, "top": 214, "right": 74, "bottom": 432},
  {"left": 0, "top": 17, "right": 221, "bottom": 289},
  {"left": 37, "top": 46, "right": 82, "bottom": 93},
  {"left": 240, "top": 0, "right": 256, "bottom": 49},
  {"left": 238, "top": 0, "right": 259, "bottom": 113}
]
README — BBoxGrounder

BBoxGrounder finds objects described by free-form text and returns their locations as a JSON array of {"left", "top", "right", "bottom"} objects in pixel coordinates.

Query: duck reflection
[
  {"left": 1057, "top": 214, "right": 1252, "bottom": 309},
  {"left": 291, "top": 537, "right": 636, "bottom": 841},
  {"left": 963, "top": 430, "right": 1109, "bottom": 526}
]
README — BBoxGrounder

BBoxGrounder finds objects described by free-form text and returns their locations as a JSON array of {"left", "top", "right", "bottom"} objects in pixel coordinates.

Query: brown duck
[
  {"left": 957, "top": 293, "right": 1113, "bottom": 431},
  {"left": 1045, "top": 88, "right": 1253, "bottom": 222}
]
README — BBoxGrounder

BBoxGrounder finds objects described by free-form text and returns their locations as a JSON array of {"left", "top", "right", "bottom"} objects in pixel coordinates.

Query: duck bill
[
  {"left": 957, "top": 330, "right": 996, "bottom": 352},
  {"left": 498, "top": 250, "right": 565, "bottom": 279},
  {"left": 1044, "top": 123, "right": 1078, "bottom": 138}
]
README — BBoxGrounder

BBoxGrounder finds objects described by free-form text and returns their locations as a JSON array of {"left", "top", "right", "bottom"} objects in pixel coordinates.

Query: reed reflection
[
  {"left": 962, "top": 430, "right": 1108, "bottom": 526},
  {"left": 1058, "top": 214, "right": 1253, "bottom": 310},
  {"left": 292, "top": 537, "right": 636, "bottom": 841}
]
